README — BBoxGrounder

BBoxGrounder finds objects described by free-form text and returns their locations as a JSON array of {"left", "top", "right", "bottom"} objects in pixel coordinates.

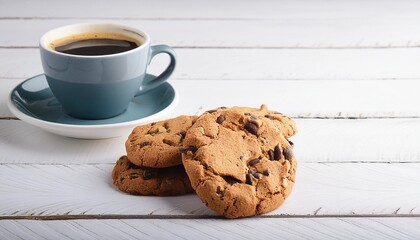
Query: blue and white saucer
[{"left": 7, "top": 74, "right": 178, "bottom": 139}]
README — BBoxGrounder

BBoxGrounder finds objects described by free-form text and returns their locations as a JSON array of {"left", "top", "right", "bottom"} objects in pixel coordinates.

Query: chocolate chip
[
  {"left": 283, "top": 146, "right": 293, "bottom": 161},
  {"left": 143, "top": 171, "right": 154, "bottom": 180},
  {"left": 253, "top": 172, "right": 263, "bottom": 179},
  {"left": 140, "top": 142, "right": 151, "bottom": 148},
  {"left": 179, "top": 131, "right": 187, "bottom": 138},
  {"left": 244, "top": 122, "right": 258, "bottom": 135},
  {"left": 288, "top": 140, "right": 294, "bottom": 147},
  {"left": 220, "top": 106, "right": 227, "bottom": 109},
  {"left": 180, "top": 146, "right": 198, "bottom": 154},
  {"left": 263, "top": 170, "right": 271, "bottom": 176},
  {"left": 206, "top": 109, "right": 217, "bottom": 114},
  {"left": 246, "top": 173, "right": 253, "bottom": 185},
  {"left": 216, "top": 115, "right": 225, "bottom": 124},
  {"left": 248, "top": 158, "right": 260, "bottom": 166},
  {"left": 223, "top": 176, "right": 240, "bottom": 185},
  {"left": 268, "top": 149, "right": 275, "bottom": 160},
  {"left": 274, "top": 144, "right": 282, "bottom": 160}
]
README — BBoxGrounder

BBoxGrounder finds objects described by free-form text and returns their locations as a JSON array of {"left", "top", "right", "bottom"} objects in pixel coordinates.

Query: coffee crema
[{"left": 49, "top": 32, "right": 140, "bottom": 56}]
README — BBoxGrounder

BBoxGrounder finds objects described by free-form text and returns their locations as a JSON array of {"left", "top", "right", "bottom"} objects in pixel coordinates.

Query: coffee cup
[{"left": 39, "top": 22, "right": 176, "bottom": 119}]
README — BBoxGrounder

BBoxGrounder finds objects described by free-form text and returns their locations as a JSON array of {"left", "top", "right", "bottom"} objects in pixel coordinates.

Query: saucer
[{"left": 7, "top": 74, "right": 178, "bottom": 139}]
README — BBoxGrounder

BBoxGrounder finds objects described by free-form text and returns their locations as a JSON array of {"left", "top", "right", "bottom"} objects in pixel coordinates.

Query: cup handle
[{"left": 134, "top": 45, "right": 176, "bottom": 96}]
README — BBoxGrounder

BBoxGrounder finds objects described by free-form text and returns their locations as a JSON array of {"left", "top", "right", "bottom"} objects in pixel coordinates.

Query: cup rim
[{"left": 39, "top": 22, "right": 150, "bottom": 58}]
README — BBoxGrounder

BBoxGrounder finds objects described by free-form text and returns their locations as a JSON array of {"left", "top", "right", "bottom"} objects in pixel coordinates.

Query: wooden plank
[
  {"left": 0, "top": 120, "right": 127, "bottom": 164},
  {"left": 1, "top": 218, "right": 420, "bottom": 240},
  {"left": 0, "top": 163, "right": 419, "bottom": 217},
  {"left": 1, "top": 48, "right": 420, "bottom": 80},
  {"left": 0, "top": 78, "right": 19, "bottom": 118},
  {"left": 2, "top": 78, "right": 420, "bottom": 119},
  {"left": 1, "top": 0, "right": 418, "bottom": 20},
  {"left": 1, "top": 118, "right": 420, "bottom": 164},
  {"left": 2, "top": 19, "right": 420, "bottom": 48}
]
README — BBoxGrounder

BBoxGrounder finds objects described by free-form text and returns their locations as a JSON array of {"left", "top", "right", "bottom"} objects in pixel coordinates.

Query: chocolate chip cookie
[
  {"left": 112, "top": 156, "right": 194, "bottom": 196},
  {"left": 182, "top": 107, "right": 297, "bottom": 218},
  {"left": 126, "top": 115, "right": 197, "bottom": 168}
]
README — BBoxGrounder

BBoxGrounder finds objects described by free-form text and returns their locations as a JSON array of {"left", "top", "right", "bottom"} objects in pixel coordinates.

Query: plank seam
[
  {"left": 0, "top": 117, "right": 19, "bottom": 120},
  {"left": 0, "top": 214, "right": 419, "bottom": 220},
  {"left": 0, "top": 17, "right": 284, "bottom": 21}
]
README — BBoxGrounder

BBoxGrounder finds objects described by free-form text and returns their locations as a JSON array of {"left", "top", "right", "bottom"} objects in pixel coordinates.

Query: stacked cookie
[
  {"left": 112, "top": 115, "right": 197, "bottom": 196},
  {"left": 112, "top": 105, "right": 297, "bottom": 218}
]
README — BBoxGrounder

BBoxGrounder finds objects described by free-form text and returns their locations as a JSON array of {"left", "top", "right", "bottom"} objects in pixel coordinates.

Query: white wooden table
[{"left": 1, "top": 0, "right": 420, "bottom": 239}]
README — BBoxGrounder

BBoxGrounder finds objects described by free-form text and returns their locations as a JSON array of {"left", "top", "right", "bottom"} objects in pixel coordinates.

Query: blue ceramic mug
[{"left": 39, "top": 23, "right": 176, "bottom": 119}]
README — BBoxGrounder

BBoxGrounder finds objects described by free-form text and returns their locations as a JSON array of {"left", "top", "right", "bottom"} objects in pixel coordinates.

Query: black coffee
[{"left": 55, "top": 38, "right": 138, "bottom": 56}]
